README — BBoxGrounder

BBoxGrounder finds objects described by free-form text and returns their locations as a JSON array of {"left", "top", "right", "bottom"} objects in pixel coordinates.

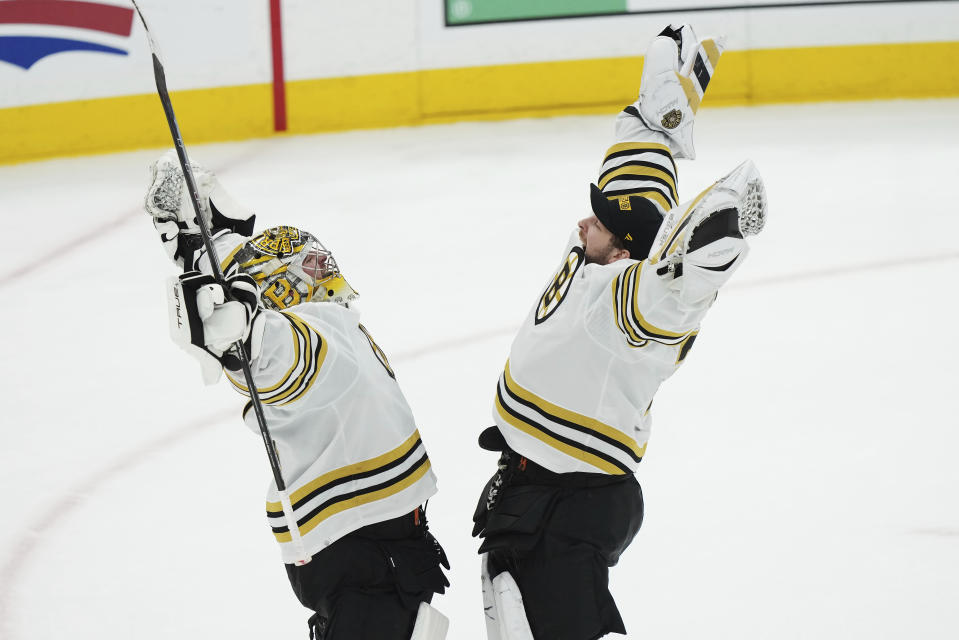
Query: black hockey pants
[
  {"left": 286, "top": 507, "right": 449, "bottom": 640},
  {"left": 473, "top": 426, "right": 644, "bottom": 640}
]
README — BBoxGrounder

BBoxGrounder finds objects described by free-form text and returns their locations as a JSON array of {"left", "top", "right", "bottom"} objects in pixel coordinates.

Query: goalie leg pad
[
  {"left": 481, "top": 554, "right": 534, "bottom": 640},
  {"left": 409, "top": 602, "right": 449, "bottom": 640}
]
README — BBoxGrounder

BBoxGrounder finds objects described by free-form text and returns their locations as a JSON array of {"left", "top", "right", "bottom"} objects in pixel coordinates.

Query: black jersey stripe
[
  {"left": 693, "top": 52, "right": 711, "bottom": 93},
  {"left": 599, "top": 170, "right": 678, "bottom": 203},
  {"left": 271, "top": 453, "right": 431, "bottom": 534},
  {"left": 499, "top": 375, "right": 641, "bottom": 465},
  {"left": 599, "top": 185, "right": 674, "bottom": 211},
  {"left": 599, "top": 183, "right": 672, "bottom": 202},
  {"left": 261, "top": 313, "right": 327, "bottom": 406},
  {"left": 267, "top": 438, "right": 424, "bottom": 518},
  {"left": 496, "top": 384, "right": 632, "bottom": 474},
  {"left": 623, "top": 264, "right": 690, "bottom": 343},
  {"left": 500, "top": 368, "right": 644, "bottom": 461},
  {"left": 225, "top": 314, "right": 309, "bottom": 399},
  {"left": 267, "top": 430, "right": 425, "bottom": 515},
  {"left": 603, "top": 142, "right": 678, "bottom": 179},
  {"left": 612, "top": 272, "right": 647, "bottom": 347},
  {"left": 598, "top": 158, "right": 676, "bottom": 188}
]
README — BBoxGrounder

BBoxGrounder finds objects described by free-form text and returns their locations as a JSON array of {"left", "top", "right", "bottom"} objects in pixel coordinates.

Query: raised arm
[{"left": 588, "top": 24, "right": 727, "bottom": 265}]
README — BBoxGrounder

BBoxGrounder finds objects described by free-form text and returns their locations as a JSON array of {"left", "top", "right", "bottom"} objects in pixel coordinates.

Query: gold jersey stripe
[
  {"left": 504, "top": 361, "right": 643, "bottom": 458},
  {"left": 597, "top": 164, "right": 677, "bottom": 201},
  {"left": 226, "top": 320, "right": 303, "bottom": 394},
  {"left": 226, "top": 314, "right": 314, "bottom": 404},
  {"left": 263, "top": 312, "right": 327, "bottom": 405},
  {"left": 267, "top": 430, "right": 423, "bottom": 512},
  {"left": 627, "top": 262, "right": 693, "bottom": 340},
  {"left": 603, "top": 141, "right": 673, "bottom": 159},
  {"left": 495, "top": 393, "right": 624, "bottom": 475},
  {"left": 612, "top": 272, "right": 647, "bottom": 347},
  {"left": 677, "top": 73, "right": 702, "bottom": 113},
  {"left": 272, "top": 459, "right": 432, "bottom": 542},
  {"left": 702, "top": 39, "right": 721, "bottom": 69}
]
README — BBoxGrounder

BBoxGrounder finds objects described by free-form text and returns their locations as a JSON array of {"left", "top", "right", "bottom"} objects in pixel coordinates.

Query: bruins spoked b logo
[
  {"left": 535, "top": 247, "right": 584, "bottom": 325},
  {"left": 661, "top": 109, "right": 682, "bottom": 130}
]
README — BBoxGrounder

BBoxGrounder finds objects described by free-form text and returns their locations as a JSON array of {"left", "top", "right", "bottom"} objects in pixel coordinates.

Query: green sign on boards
[{"left": 445, "top": 0, "right": 628, "bottom": 25}]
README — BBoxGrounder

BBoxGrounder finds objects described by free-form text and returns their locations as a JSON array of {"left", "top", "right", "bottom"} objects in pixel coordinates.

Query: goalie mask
[{"left": 228, "top": 226, "right": 358, "bottom": 311}]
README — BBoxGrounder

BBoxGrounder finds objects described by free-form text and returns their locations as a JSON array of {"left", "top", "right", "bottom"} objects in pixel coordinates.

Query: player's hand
[{"left": 168, "top": 271, "right": 262, "bottom": 384}]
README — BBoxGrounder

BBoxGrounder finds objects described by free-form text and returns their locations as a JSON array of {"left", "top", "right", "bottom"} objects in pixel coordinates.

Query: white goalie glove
[
  {"left": 638, "top": 24, "right": 725, "bottom": 160},
  {"left": 648, "top": 159, "right": 767, "bottom": 304},
  {"left": 168, "top": 271, "right": 264, "bottom": 384},
  {"left": 145, "top": 150, "right": 256, "bottom": 270}
]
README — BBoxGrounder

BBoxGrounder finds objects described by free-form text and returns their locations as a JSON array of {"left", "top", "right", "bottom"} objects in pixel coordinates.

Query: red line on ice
[{"left": 0, "top": 411, "right": 230, "bottom": 640}]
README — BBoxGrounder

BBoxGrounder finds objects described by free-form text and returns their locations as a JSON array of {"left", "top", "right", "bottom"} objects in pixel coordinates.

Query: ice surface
[{"left": 1, "top": 99, "right": 957, "bottom": 639}]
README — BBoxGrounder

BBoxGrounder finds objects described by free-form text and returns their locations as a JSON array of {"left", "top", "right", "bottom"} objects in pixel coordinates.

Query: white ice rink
[{"left": 1, "top": 98, "right": 958, "bottom": 639}]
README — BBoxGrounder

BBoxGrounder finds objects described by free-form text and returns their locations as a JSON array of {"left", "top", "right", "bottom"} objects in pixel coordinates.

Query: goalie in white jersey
[
  {"left": 472, "top": 25, "right": 768, "bottom": 640},
  {"left": 144, "top": 155, "right": 450, "bottom": 640}
]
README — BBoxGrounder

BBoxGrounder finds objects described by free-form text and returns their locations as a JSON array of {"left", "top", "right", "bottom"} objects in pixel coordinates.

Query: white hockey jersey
[
  {"left": 493, "top": 104, "right": 734, "bottom": 476},
  {"left": 198, "top": 234, "right": 438, "bottom": 564}
]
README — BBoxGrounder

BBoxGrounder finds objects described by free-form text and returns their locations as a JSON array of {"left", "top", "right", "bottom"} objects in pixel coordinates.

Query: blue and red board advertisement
[{"left": 0, "top": 0, "right": 134, "bottom": 70}]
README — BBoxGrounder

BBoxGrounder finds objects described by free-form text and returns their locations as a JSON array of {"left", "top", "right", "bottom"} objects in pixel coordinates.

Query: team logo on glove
[{"left": 661, "top": 109, "right": 683, "bottom": 130}]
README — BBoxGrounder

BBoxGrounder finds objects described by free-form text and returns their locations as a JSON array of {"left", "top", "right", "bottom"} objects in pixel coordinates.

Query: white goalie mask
[{"left": 228, "top": 226, "right": 359, "bottom": 311}]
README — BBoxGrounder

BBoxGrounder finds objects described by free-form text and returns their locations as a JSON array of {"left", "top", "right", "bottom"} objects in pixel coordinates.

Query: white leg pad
[
  {"left": 480, "top": 554, "right": 535, "bottom": 640},
  {"left": 410, "top": 602, "right": 449, "bottom": 640},
  {"left": 481, "top": 554, "right": 501, "bottom": 640}
]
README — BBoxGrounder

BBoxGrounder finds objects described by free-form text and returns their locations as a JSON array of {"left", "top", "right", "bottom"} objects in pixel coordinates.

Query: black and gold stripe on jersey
[
  {"left": 677, "top": 38, "right": 722, "bottom": 115},
  {"left": 495, "top": 361, "right": 645, "bottom": 475},
  {"left": 267, "top": 431, "right": 431, "bottom": 542},
  {"left": 612, "top": 261, "right": 695, "bottom": 348},
  {"left": 226, "top": 311, "right": 327, "bottom": 406},
  {"left": 597, "top": 142, "right": 678, "bottom": 213}
]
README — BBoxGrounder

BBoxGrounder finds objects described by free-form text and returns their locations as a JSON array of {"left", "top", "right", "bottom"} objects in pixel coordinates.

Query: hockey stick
[{"left": 131, "top": 0, "right": 309, "bottom": 564}]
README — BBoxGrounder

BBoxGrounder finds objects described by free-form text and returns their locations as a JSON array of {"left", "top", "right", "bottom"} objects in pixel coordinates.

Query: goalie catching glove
[
  {"left": 637, "top": 24, "right": 725, "bottom": 159},
  {"left": 145, "top": 150, "right": 256, "bottom": 270},
  {"left": 648, "top": 159, "right": 767, "bottom": 304},
  {"left": 168, "top": 271, "right": 264, "bottom": 384}
]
